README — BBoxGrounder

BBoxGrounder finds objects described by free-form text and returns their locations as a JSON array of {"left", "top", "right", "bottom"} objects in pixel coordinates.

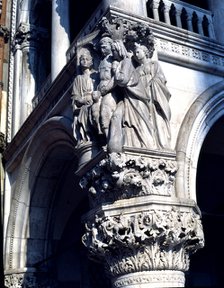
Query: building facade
[{"left": 1, "top": 0, "right": 224, "bottom": 287}]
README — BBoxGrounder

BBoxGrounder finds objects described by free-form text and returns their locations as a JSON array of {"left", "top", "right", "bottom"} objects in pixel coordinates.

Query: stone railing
[{"left": 147, "top": 0, "right": 215, "bottom": 39}]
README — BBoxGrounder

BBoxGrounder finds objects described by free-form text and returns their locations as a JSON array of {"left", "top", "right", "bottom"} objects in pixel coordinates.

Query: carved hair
[
  {"left": 99, "top": 36, "right": 113, "bottom": 45},
  {"left": 134, "top": 42, "right": 154, "bottom": 59},
  {"left": 78, "top": 48, "right": 93, "bottom": 62},
  {"left": 112, "top": 40, "right": 128, "bottom": 59},
  {"left": 77, "top": 47, "right": 94, "bottom": 74}
]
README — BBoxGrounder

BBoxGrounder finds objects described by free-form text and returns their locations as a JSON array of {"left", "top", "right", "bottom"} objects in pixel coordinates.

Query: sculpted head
[
  {"left": 99, "top": 36, "right": 113, "bottom": 57},
  {"left": 133, "top": 42, "right": 154, "bottom": 62},
  {"left": 79, "top": 48, "right": 93, "bottom": 69}
]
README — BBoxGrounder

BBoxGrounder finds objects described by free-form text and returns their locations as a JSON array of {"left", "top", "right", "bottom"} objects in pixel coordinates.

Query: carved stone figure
[
  {"left": 133, "top": 41, "right": 172, "bottom": 149},
  {"left": 72, "top": 18, "right": 172, "bottom": 154},
  {"left": 108, "top": 40, "right": 157, "bottom": 152},
  {"left": 72, "top": 48, "right": 99, "bottom": 145},
  {"left": 97, "top": 36, "right": 119, "bottom": 139}
]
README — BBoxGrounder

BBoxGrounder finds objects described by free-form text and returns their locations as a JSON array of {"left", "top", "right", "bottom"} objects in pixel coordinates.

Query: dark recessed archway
[{"left": 186, "top": 116, "right": 224, "bottom": 287}]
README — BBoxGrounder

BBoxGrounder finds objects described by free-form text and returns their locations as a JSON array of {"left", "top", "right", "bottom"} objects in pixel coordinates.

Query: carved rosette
[
  {"left": 82, "top": 207, "right": 204, "bottom": 278},
  {"left": 80, "top": 151, "right": 177, "bottom": 207}
]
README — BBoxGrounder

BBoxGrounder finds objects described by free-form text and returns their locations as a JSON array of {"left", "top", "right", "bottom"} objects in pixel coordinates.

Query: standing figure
[
  {"left": 108, "top": 40, "right": 157, "bottom": 152},
  {"left": 134, "top": 42, "right": 172, "bottom": 149},
  {"left": 72, "top": 48, "right": 99, "bottom": 145},
  {"left": 97, "top": 36, "right": 119, "bottom": 138}
]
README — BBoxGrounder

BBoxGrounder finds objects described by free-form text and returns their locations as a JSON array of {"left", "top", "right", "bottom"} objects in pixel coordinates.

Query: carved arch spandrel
[{"left": 175, "top": 80, "right": 224, "bottom": 201}]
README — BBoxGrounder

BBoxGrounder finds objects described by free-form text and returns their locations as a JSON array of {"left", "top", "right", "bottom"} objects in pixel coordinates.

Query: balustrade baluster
[
  {"left": 164, "top": 3, "right": 171, "bottom": 25},
  {"left": 187, "top": 13, "right": 193, "bottom": 32},
  {"left": 207, "top": 19, "right": 215, "bottom": 39},
  {"left": 152, "top": 0, "right": 160, "bottom": 21},
  {"left": 146, "top": 0, "right": 214, "bottom": 39},
  {"left": 176, "top": 9, "right": 182, "bottom": 28},
  {"left": 197, "top": 15, "right": 204, "bottom": 36}
]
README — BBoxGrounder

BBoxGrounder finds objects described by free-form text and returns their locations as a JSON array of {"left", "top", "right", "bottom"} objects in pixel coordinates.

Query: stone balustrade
[{"left": 147, "top": 0, "right": 215, "bottom": 39}]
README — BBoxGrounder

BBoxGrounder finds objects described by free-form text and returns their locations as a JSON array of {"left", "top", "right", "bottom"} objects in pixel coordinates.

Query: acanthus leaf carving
[
  {"left": 82, "top": 208, "right": 204, "bottom": 276},
  {"left": 80, "top": 152, "right": 177, "bottom": 206}
]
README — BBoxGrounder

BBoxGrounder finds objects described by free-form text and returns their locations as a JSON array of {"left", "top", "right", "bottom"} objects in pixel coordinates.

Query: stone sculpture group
[
  {"left": 72, "top": 17, "right": 172, "bottom": 153},
  {"left": 71, "top": 17, "right": 204, "bottom": 288}
]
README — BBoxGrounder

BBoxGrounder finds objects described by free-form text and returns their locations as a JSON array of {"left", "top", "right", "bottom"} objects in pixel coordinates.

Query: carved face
[
  {"left": 134, "top": 47, "right": 147, "bottom": 62},
  {"left": 100, "top": 37, "right": 113, "bottom": 57},
  {"left": 80, "top": 54, "right": 93, "bottom": 69}
]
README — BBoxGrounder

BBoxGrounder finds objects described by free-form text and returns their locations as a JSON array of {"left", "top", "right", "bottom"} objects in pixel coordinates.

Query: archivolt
[
  {"left": 5, "top": 116, "right": 75, "bottom": 271},
  {"left": 176, "top": 80, "right": 224, "bottom": 201}
]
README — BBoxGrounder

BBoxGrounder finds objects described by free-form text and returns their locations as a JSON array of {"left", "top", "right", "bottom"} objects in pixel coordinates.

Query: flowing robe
[
  {"left": 108, "top": 57, "right": 157, "bottom": 151},
  {"left": 136, "top": 60, "right": 171, "bottom": 149},
  {"left": 72, "top": 72, "right": 97, "bottom": 143}
]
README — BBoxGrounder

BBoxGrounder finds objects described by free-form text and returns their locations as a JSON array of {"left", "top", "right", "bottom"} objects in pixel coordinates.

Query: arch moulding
[
  {"left": 4, "top": 116, "right": 75, "bottom": 273},
  {"left": 176, "top": 80, "right": 224, "bottom": 202}
]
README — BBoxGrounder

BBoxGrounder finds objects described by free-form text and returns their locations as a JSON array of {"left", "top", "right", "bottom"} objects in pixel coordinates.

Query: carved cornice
[
  {"left": 12, "top": 23, "right": 48, "bottom": 51},
  {"left": 82, "top": 207, "right": 204, "bottom": 276},
  {"left": 155, "top": 37, "right": 224, "bottom": 73},
  {"left": 80, "top": 151, "right": 177, "bottom": 206}
]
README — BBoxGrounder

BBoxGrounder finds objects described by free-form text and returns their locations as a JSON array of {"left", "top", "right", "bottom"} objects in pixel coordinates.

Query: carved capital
[
  {"left": 0, "top": 132, "right": 6, "bottom": 153},
  {"left": 12, "top": 23, "right": 48, "bottom": 51},
  {"left": 80, "top": 150, "right": 177, "bottom": 206},
  {"left": 0, "top": 25, "right": 9, "bottom": 43},
  {"left": 83, "top": 206, "right": 204, "bottom": 277},
  {"left": 5, "top": 273, "right": 35, "bottom": 288},
  {"left": 4, "top": 271, "right": 58, "bottom": 288}
]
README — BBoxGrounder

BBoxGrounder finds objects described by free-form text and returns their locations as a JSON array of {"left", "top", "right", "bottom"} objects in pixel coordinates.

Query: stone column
[
  {"left": 73, "top": 16, "right": 204, "bottom": 288},
  {"left": 80, "top": 150, "right": 204, "bottom": 288},
  {"left": 207, "top": 0, "right": 224, "bottom": 44},
  {"left": 102, "top": 0, "right": 147, "bottom": 17},
  {"left": 51, "top": 0, "right": 70, "bottom": 81},
  {"left": 12, "top": 23, "right": 47, "bottom": 133}
]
